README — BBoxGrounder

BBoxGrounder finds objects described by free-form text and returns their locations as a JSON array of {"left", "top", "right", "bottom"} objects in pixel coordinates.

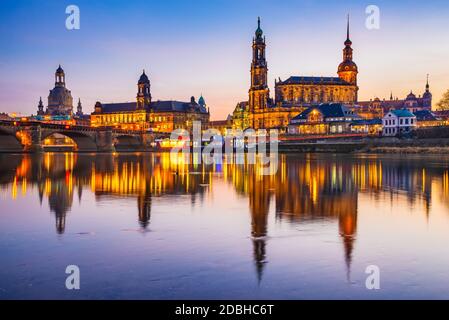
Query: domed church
[{"left": 45, "top": 65, "right": 74, "bottom": 116}]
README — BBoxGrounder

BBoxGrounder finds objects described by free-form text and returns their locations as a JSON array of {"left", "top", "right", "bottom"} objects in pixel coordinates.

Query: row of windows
[
  {"left": 94, "top": 114, "right": 145, "bottom": 124},
  {"left": 384, "top": 118, "right": 414, "bottom": 126},
  {"left": 281, "top": 93, "right": 355, "bottom": 104},
  {"left": 93, "top": 114, "right": 178, "bottom": 124}
]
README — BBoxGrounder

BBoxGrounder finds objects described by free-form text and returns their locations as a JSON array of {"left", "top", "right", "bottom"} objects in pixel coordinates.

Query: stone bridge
[{"left": 0, "top": 120, "right": 170, "bottom": 152}]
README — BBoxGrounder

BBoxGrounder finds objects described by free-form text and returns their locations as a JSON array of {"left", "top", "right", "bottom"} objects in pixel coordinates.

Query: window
[{"left": 405, "top": 119, "right": 409, "bottom": 125}]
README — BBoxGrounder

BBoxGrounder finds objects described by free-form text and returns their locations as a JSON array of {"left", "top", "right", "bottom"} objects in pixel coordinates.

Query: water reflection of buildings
[
  {"left": 221, "top": 155, "right": 359, "bottom": 280},
  {"left": 222, "top": 154, "right": 449, "bottom": 281},
  {"left": 1, "top": 153, "right": 449, "bottom": 281},
  {"left": 0, "top": 153, "right": 211, "bottom": 233}
]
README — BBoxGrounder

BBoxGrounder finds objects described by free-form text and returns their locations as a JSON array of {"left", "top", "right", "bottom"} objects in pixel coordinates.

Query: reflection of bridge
[{"left": 0, "top": 120, "right": 170, "bottom": 152}]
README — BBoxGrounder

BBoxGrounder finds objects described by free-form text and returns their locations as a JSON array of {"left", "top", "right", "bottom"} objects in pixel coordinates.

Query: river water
[{"left": 1, "top": 152, "right": 449, "bottom": 299}]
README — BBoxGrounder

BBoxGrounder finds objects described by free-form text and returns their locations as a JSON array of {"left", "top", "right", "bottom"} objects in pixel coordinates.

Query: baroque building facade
[
  {"left": 41, "top": 66, "right": 74, "bottom": 116},
  {"left": 357, "top": 77, "right": 432, "bottom": 118},
  {"left": 36, "top": 65, "right": 84, "bottom": 120},
  {"left": 232, "top": 17, "right": 358, "bottom": 131},
  {"left": 91, "top": 70, "right": 209, "bottom": 133}
]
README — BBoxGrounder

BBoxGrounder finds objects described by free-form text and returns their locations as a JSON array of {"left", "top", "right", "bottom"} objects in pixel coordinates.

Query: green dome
[{"left": 198, "top": 95, "right": 205, "bottom": 106}]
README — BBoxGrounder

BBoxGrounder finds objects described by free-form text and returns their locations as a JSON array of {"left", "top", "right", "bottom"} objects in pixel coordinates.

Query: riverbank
[
  {"left": 360, "top": 137, "right": 449, "bottom": 154},
  {"left": 360, "top": 146, "right": 449, "bottom": 154},
  {"left": 279, "top": 137, "right": 449, "bottom": 154}
]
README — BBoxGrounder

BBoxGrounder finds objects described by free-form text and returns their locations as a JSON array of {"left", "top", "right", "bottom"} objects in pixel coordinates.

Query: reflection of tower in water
[
  {"left": 48, "top": 180, "right": 73, "bottom": 234},
  {"left": 44, "top": 153, "right": 76, "bottom": 234},
  {"left": 273, "top": 156, "right": 359, "bottom": 280},
  {"left": 248, "top": 167, "right": 272, "bottom": 284},
  {"left": 137, "top": 193, "right": 152, "bottom": 229},
  {"left": 338, "top": 208, "right": 357, "bottom": 281}
]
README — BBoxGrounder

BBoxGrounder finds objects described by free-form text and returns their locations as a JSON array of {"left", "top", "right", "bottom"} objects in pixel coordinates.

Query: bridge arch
[
  {"left": 0, "top": 127, "right": 23, "bottom": 152},
  {"left": 42, "top": 130, "right": 98, "bottom": 152}
]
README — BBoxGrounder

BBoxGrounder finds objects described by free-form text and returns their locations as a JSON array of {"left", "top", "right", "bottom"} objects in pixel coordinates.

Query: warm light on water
[{"left": 1, "top": 152, "right": 449, "bottom": 299}]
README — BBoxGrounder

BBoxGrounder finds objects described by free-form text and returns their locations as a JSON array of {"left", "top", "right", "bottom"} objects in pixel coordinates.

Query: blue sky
[{"left": 1, "top": 0, "right": 449, "bottom": 119}]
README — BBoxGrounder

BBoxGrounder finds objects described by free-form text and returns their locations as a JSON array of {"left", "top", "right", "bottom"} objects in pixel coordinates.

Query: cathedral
[
  {"left": 91, "top": 70, "right": 209, "bottom": 132},
  {"left": 232, "top": 17, "right": 359, "bottom": 130},
  {"left": 37, "top": 65, "right": 83, "bottom": 117}
]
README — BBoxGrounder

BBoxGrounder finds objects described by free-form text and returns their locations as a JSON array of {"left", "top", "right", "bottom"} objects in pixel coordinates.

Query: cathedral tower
[
  {"left": 338, "top": 16, "right": 358, "bottom": 99},
  {"left": 137, "top": 70, "right": 151, "bottom": 109},
  {"left": 249, "top": 17, "right": 270, "bottom": 112},
  {"left": 422, "top": 74, "right": 432, "bottom": 109}
]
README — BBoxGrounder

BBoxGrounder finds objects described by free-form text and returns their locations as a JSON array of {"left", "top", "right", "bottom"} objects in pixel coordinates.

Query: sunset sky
[{"left": 1, "top": 0, "right": 449, "bottom": 120}]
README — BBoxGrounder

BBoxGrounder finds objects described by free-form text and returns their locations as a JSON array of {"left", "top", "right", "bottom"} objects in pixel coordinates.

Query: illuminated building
[
  {"left": 91, "top": 71, "right": 210, "bottom": 132},
  {"left": 0, "top": 112, "right": 11, "bottom": 120},
  {"left": 358, "top": 77, "right": 432, "bottom": 116},
  {"left": 288, "top": 103, "right": 361, "bottom": 135},
  {"left": 232, "top": 16, "right": 358, "bottom": 131},
  {"left": 413, "top": 110, "right": 445, "bottom": 127},
  {"left": 209, "top": 116, "right": 233, "bottom": 135},
  {"left": 350, "top": 118, "right": 383, "bottom": 136}
]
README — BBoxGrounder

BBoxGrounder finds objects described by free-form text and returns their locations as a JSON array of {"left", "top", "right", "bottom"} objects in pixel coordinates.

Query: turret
[
  {"left": 137, "top": 70, "right": 151, "bottom": 109},
  {"left": 55, "top": 65, "right": 65, "bottom": 87},
  {"left": 76, "top": 98, "right": 83, "bottom": 117},
  {"left": 422, "top": 74, "right": 432, "bottom": 109},
  {"left": 337, "top": 16, "right": 358, "bottom": 86},
  {"left": 37, "top": 97, "right": 45, "bottom": 115}
]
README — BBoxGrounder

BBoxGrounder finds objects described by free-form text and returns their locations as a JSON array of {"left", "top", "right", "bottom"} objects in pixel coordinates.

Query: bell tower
[
  {"left": 337, "top": 16, "right": 358, "bottom": 85},
  {"left": 249, "top": 17, "right": 270, "bottom": 112},
  {"left": 337, "top": 16, "right": 358, "bottom": 102},
  {"left": 137, "top": 70, "right": 151, "bottom": 109}
]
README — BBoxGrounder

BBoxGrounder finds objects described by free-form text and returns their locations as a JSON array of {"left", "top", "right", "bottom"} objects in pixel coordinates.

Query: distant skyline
[{"left": 1, "top": 0, "right": 449, "bottom": 119}]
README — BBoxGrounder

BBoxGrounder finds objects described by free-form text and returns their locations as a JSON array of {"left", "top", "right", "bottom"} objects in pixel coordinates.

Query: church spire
[
  {"left": 423, "top": 74, "right": 432, "bottom": 108},
  {"left": 347, "top": 14, "right": 350, "bottom": 41},
  {"left": 338, "top": 15, "right": 358, "bottom": 95},
  {"left": 37, "top": 96, "right": 45, "bottom": 115},
  {"left": 345, "top": 14, "right": 352, "bottom": 47},
  {"left": 255, "top": 16, "right": 263, "bottom": 41},
  {"left": 76, "top": 98, "right": 83, "bottom": 116}
]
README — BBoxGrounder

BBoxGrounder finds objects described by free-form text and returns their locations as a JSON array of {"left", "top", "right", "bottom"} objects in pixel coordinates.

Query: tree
[{"left": 436, "top": 89, "right": 449, "bottom": 111}]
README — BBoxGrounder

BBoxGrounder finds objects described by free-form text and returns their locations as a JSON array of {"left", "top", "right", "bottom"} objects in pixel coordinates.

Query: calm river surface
[{"left": 1, "top": 152, "right": 449, "bottom": 299}]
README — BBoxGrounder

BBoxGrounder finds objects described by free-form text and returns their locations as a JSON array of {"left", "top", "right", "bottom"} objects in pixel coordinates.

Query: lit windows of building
[
  {"left": 288, "top": 103, "right": 362, "bottom": 135},
  {"left": 232, "top": 16, "right": 358, "bottom": 131},
  {"left": 91, "top": 71, "right": 209, "bottom": 132}
]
